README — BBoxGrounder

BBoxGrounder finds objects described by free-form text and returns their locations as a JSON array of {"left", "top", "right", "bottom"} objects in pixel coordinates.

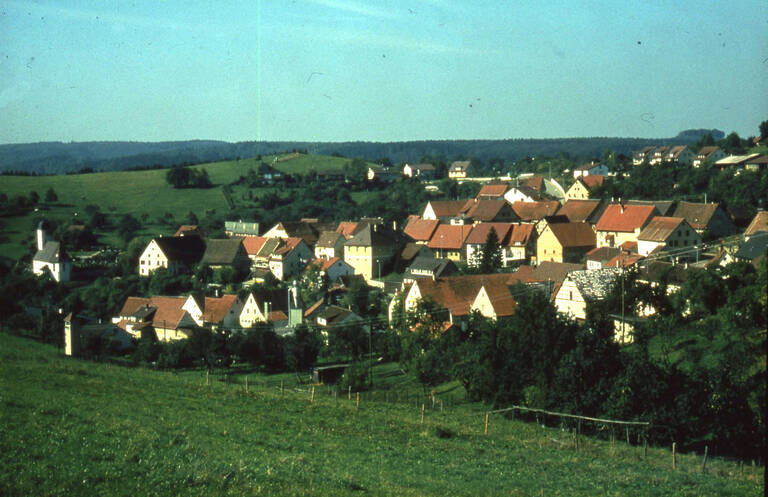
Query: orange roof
[
  {"left": 273, "top": 237, "right": 303, "bottom": 256},
  {"left": 404, "top": 218, "right": 440, "bottom": 242},
  {"left": 595, "top": 204, "right": 657, "bottom": 233},
  {"left": 745, "top": 211, "right": 768, "bottom": 237},
  {"left": 415, "top": 273, "right": 515, "bottom": 317},
  {"left": 461, "top": 199, "right": 512, "bottom": 222},
  {"left": 465, "top": 223, "right": 512, "bottom": 245},
  {"left": 242, "top": 236, "right": 268, "bottom": 255},
  {"left": 479, "top": 281, "right": 518, "bottom": 317},
  {"left": 507, "top": 224, "right": 535, "bottom": 246},
  {"left": 336, "top": 222, "right": 360, "bottom": 239},
  {"left": 605, "top": 253, "right": 644, "bottom": 268},
  {"left": 427, "top": 224, "right": 472, "bottom": 250},
  {"left": 119, "top": 296, "right": 189, "bottom": 330},
  {"left": 525, "top": 176, "right": 544, "bottom": 191},
  {"left": 268, "top": 310, "right": 288, "bottom": 322},
  {"left": 174, "top": 225, "right": 199, "bottom": 237},
  {"left": 547, "top": 222, "right": 596, "bottom": 248},
  {"left": 619, "top": 241, "right": 638, "bottom": 253},
  {"left": 476, "top": 183, "right": 508, "bottom": 198},
  {"left": 581, "top": 175, "right": 604, "bottom": 189},
  {"left": 511, "top": 201, "right": 560, "bottom": 221},
  {"left": 558, "top": 200, "right": 603, "bottom": 223},
  {"left": 426, "top": 200, "right": 468, "bottom": 218},
  {"left": 638, "top": 217, "right": 685, "bottom": 242},
  {"left": 202, "top": 294, "right": 239, "bottom": 324}
]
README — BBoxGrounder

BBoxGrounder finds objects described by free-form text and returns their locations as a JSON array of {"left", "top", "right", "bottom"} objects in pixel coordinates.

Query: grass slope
[
  {"left": 0, "top": 333, "right": 762, "bottom": 497},
  {"left": 0, "top": 153, "right": 371, "bottom": 259}
]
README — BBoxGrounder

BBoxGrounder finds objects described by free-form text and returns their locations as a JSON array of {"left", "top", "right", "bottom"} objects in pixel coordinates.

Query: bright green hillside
[{"left": 0, "top": 333, "right": 762, "bottom": 497}]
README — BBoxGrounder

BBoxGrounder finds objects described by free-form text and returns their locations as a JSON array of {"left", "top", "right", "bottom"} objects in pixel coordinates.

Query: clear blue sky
[{"left": 1, "top": 0, "right": 767, "bottom": 144}]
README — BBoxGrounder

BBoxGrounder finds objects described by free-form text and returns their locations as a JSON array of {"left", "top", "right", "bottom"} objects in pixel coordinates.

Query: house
[
  {"left": 464, "top": 223, "right": 513, "bottom": 267},
  {"left": 476, "top": 183, "right": 509, "bottom": 200},
  {"left": 343, "top": 223, "right": 403, "bottom": 281},
  {"left": 632, "top": 146, "right": 656, "bottom": 166},
  {"left": 175, "top": 225, "right": 202, "bottom": 237},
  {"left": 257, "top": 162, "right": 283, "bottom": 182},
  {"left": 671, "top": 201, "right": 737, "bottom": 239},
  {"left": 115, "top": 296, "right": 197, "bottom": 341},
  {"left": 367, "top": 166, "right": 400, "bottom": 183},
  {"left": 510, "top": 201, "right": 561, "bottom": 233},
  {"left": 238, "top": 289, "right": 294, "bottom": 329},
  {"left": 422, "top": 200, "right": 469, "bottom": 221},
  {"left": 626, "top": 199, "right": 675, "bottom": 216},
  {"left": 200, "top": 238, "right": 250, "bottom": 274},
  {"left": 692, "top": 146, "right": 726, "bottom": 167},
  {"left": 336, "top": 221, "right": 365, "bottom": 240},
  {"left": 312, "top": 257, "right": 355, "bottom": 284},
  {"left": 664, "top": 145, "right": 695, "bottom": 165},
  {"left": 744, "top": 211, "right": 768, "bottom": 241},
  {"left": 733, "top": 235, "right": 768, "bottom": 266},
  {"left": 585, "top": 246, "right": 621, "bottom": 270},
  {"left": 448, "top": 160, "right": 474, "bottom": 179},
  {"left": 32, "top": 221, "right": 72, "bottom": 282},
  {"left": 403, "top": 163, "right": 436, "bottom": 179},
  {"left": 503, "top": 223, "right": 537, "bottom": 265},
  {"left": 268, "top": 238, "right": 314, "bottom": 281},
  {"left": 315, "top": 230, "right": 346, "bottom": 260},
  {"left": 557, "top": 199, "right": 608, "bottom": 225},
  {"left": 403, "top": 257, "right": 457, "bottom": 285},
  {"left": 554, "top": 268, "right": 619, "bottom": 321},
  {"left": 459, "top": 199, "right": 519, "bottom": 224},
  {"left": 573, "top": 161, "right": 609, "bottom": 178},
  {"left": 595, "top": 203, "right": 658, "bottom": 248},
  {"left": 648, "top": 146, "right": 669, "bottom": 166},
  {"left": 403, "top": 217, "right": 440, "bottom": 244},
  {"left": 504, "top": 183, "right": 553, "bottom": 203},
  {"left": 744, "top": 154, "right": 768, "bottom": 171},
  {"left": 537, "top": 221, "right": 596, "bottom": 264},
  {"left": 224, "top": 221, "right": 260, "bottom": 237},
  {"left": 565, "top": 175, "right": 604, "bottom": 200},
  {"left": 138, "top": 235, "right": 206, "bottom": 276},
  {"left": 637, "top": 217, "right": 702, "bottom": 257},
  {"left": 64, "top": 314, "right": 132, "bottom": 357},
  {"left": 426, "top": 224, "right": 472, "bottom": 261},
  {"left": 397, "top": 242, "right": 434, "bottom": 274},
  {"left": 263, "top": 221, "right": 330, "bottom": 248},
  {"left": 182, "top": 293, "right": 244, "bottom": 331},
  {"left": 605, "top": 252, "right": 644, "bottom": 269}
]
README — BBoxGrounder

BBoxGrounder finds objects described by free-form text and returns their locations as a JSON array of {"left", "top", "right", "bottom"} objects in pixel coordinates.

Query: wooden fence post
[
  {"left": 310, "top": 385, "right": 315, "bottom": 404},
  {"left": 625, "top": 427, "right": 630, "bottom": 445},
  {"left": 348, "top": 386, "right": 351, "bottom": 400},
  {"left": 356, "top": 392, "right": 360, "bottom": 408},
  {"left": 672, "top": 442, "right": 677, "bottom": 470},
  {"left": 484, "top": 412, "right": 489, "bottom": 435},
  {"left": 702, "top": 446, "right": 708, "bottom": 472},
  {"left": 280, "top": 381, "right": 284, "bottom": 396},
  {"left": 421, "top": 404, "right": 425, "bottom": 424},
  {"left": 245, "top": 376, "right": 248, "bottom": 394},
  {"left": 206, "top": 370, "right": 210, "bottom": 386},
  {"left": 643, "top": 437, "right": 647, "bottom": 459}
]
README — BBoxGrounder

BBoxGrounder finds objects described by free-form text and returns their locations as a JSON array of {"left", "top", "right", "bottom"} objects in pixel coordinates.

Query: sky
[{"left": 1, "top": 0, "right": 767, "bottom": 144}]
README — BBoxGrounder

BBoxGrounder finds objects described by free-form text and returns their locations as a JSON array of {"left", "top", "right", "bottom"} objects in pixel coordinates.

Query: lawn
[{"left": 1, "top": 333, "right": 762, "bottom": 497}]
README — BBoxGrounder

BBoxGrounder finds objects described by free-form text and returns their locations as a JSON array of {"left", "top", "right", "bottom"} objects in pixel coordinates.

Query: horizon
[{"left": 2, "top": 1, "right": 767, "bottom": 144}]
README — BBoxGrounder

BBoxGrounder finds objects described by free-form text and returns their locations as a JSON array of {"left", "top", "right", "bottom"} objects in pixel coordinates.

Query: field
[
  {"left": 0, "top": 333, "right": 762, "bottom": 497},
  {"left": 0, "top": 153, "right": 374, "bottom": 259}
]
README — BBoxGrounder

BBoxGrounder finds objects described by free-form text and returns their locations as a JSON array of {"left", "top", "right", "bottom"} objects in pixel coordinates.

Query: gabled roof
[
  {"left": 400, "top": 242, "right": 432, "bottom": 263},
  {"left": 666, "top": 145, "right": 689, "bottom": 159},
  {"left": 638, "top": 217, "right": 685, "bottom": 242},
  {"left": 313, "top": 257, "right": 345, "bottom": 272},
  {"left": 461, "top": 199, "right": 516, "bottom": 222},
  {"left": 404, "top": 218, "right": 440, "bottom": 242},
  {"left": 336, "top": 222, "right": 362, "bottom": 240},
  {"left": 626, "top": 200, "right": 675, "bottom": 216},
  {"left": 596, "top": 204, "right": 658, "bottom": 233},
  {"left": 425, "top": 200, "right": 468, "bottom": 219},
  {"left": 586, "top": 246, "right": 621, "bottom": 263},
  {"left": 344, "top": 223, "right": 401, "bottom": 248},
  {"left": 546, "top": 222, "right": 596, "bottom": 248},
  {"left": 119, "top": 296, "right": 190, "bottom": 330},
  {"left": 427, "top": 224, "right": 472, "bottom": 250},
  {"left": 449, "top": 160, "right": 471, "bottom": 172},
  {"left": 672, "top": 202, "right": 721, "bottom": 231},
  {"left": 317, "top": 305, "right": 357, "bottom": 326},
  {"left": 201, "top": 239, "right": 245, "bottom": 265},
  {"left": 242, "top": 236, "right": 268, "bottom": 256},
  {"left": 605, "top": 253, "right": 644, "bottom": 268},
  {"left": 507, "top": 224, "right": 536, "bottom": 246},
  {"left": 745, "top": 211, "right": 768, "bottom": 238},
  {"left": 528, "top": 261, "right": 584, "bottom": 283},
  {"left": 734, "top": 235, "right": 768, "bottom": 262},
  {"left": 575, "top": 162, "right": 603, "bottom": 171},
  {"left": 33, "top": 241, "right": 69, "bottom": 263},
  {"left": 407, "top": 162, "right": 436, "bottom": 171},
  {"left": 175, "top": 225, "right": 201, "bottom": 237},
  {"left": 476, "top": 183, "right": 509, "bottom": 198},
  {"left": 511, "top": 201, "right": 560, "bottom": 221},
  {"left": 464, "top": 223, "right": 512, "bottom": 245},
  {"left": 406, "top": 256, "right": 456, "bottom": 276},
  {"left": 524, "top": 176, "right": 544, "bottom": 191},
  {"left": 697, "top": 146, "right": 720, "bottom": 158},
  {"left": 273, "top": 237, "right": 304, "bottom": 257},
  {"left": 580, "top": 175, "right": 604, "bottom": 189},
  {"left": 558, "top": 199, "right": 606, "bottom": 224},
  {"left": 413, "top": 273, "right": 515, "bottom": 317},
  {"left": 249, "top": 289, "right": 290, "bottom": 314},
  {"left": 268, "top": 221, "right": 322, "bottom": 246},
  {"left": 202, "top": 294, "right": 240, "bottom": 324},
  {"left": 566, "top": 269, "right": 620, "bottom": 303},
  {"left": 153, "top": 236, "right": 206, "bottom": 265},
  {"left": 316, "top": 230, "right": 345, "bottom": 248}
]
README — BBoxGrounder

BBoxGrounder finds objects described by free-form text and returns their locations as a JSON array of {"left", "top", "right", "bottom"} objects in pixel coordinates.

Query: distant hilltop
[{"left": 0, "top": 132, "right": 718, "bottom": 175}]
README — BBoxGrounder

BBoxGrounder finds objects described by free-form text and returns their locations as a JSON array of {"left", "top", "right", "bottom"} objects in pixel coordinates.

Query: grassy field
[
  {"left": 1, "top": 333, "right": 762, "bottom": 497},
  {"left": 0, "top": 153, "right": 374, "bottom": 259}
]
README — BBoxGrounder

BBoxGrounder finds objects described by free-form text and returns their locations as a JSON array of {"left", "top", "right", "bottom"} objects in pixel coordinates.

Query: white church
[{"left": 32, "top": 220, "right": 72, "bottom": 283}]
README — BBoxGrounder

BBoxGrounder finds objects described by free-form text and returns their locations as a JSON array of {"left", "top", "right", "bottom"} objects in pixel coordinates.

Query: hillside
[
  {"left": 0, "top": 153, "right": 371, "bottom": 259},
  {"left": 0, "top": 333, "right": 762, "bottom": 497},
  {"left": 0, "top": 131, "right": 722, "bottom": 175}
]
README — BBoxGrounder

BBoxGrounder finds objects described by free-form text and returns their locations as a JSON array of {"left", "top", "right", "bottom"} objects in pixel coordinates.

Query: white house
[{"left": 32, "top": 222, "right": 72, "bottom": 283}]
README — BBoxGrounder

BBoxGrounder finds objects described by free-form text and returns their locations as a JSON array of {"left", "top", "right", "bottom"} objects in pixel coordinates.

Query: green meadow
[{"left": 1, "top": 333, "right": 762, "bottom": 497}]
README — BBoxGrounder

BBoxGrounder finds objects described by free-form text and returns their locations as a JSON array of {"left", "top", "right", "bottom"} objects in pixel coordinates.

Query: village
[{"left": 32, "top": 142, "right": 766, "bottom": 357}]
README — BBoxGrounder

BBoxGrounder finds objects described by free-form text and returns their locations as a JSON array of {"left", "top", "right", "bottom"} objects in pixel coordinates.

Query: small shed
[{"left": 312, "top": 364, "right": 350, "bottom": 384}]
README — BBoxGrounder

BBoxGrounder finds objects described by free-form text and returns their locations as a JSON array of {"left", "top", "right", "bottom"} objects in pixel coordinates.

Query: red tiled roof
[
  {"left": 427, "top": 224, "right": 472, "bottom": 250},
  {"left": 638, "top": 217, "right": 685, "bottom": 242},
  {"left": 477, "top": 183, "right": 509, "bottom": 198},
  {"left": 425, "top": 200, "right": 468, "bottom": 218},
  {"left": 404, "top": 218, "right": 440, "bottom": 242},
  {"left": 461, "top": 199, "right": 513, "bottom": 222},
  {"left": 174, "top": 225, "right": 200, "bottom": 237},
  {"left": 414, "top": 273, "right": 514, "bottom": 317},
  {"left": 507, "top": 224, "right": 535, "bottom": 246},
  {"left": 581, "top": 175, "right": 604, "bottom": 189},
  {"left": 697, "top": 146, "right": 719, "bottom": 158},
  {"left": 672, "top": 202, "right": 719, "bottom": 231},
  {"left": 465, "top": 223, "right": 513, "bottom": 245},
  {"left": 547, "top": 222, "right": 596, "bottom": 248},
  {"left": 558, "top": 200, "right": 602, "bottom": 223},
  {"left": 745, "top": 211, "right": 768, "bottom": 237},
  {"left": 479, "top": 281, "right": 518, "bottom": 317},
  {"left": 605, "top": 253, "right": 644, "bottom": 268},
  {"left": 619, "top": 241, "right": 638, "bottom": 253},
  {"left": 242, "top": 236, "right": 268, "bottom": 256},
  {"left": 268, "top": 310, "right": 288, "bottom": 322},
  {"left": 202, "top": 294, "right": 239, "bottom": 324},
  {"left": 119, "top": 296, "right": 189, "bottom": 330},
  {"left": 595, "top": 204, "right": 657, "bottom": 233},
  {"left": 336, "top": 222, "right": 360, "bottom": 240},
  {"left": 511, "top": 201, "right": 560, "bottom": 221},
  {"left": 273, "top": 237, "right": 303, "bottom": 256}
]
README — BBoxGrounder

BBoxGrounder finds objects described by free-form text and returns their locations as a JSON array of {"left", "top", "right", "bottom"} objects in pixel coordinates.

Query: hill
[
  {"left": 0, "top": 333, "right": 762, "bottom": 497},
  {"left": 0, "top": 132, "right": 723, "bottom": 175}
]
